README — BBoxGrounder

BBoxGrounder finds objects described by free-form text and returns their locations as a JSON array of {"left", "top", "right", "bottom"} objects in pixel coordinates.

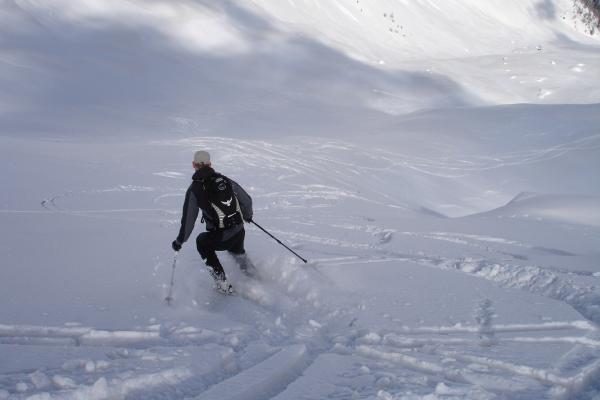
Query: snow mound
[{"left": 477, "top": 192, "right": 600, "bottom": 227}]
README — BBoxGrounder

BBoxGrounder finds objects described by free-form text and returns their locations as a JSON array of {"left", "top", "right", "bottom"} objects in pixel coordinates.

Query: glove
[
  {"left": 171, "top": 240, "right": 182, "bottom": 252},
  {"left": 244, "top": 216, "right": 253, "bottom": 223}
]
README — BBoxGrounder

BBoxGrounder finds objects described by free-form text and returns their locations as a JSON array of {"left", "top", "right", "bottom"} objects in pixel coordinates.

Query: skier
[{"left": 172, "top": 150, "right": 254, "bottom": 294}]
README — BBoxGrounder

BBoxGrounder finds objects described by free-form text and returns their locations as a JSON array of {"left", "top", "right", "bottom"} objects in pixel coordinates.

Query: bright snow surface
[{"left": 1, "top": 1, "right": 600, "bottom": 399}]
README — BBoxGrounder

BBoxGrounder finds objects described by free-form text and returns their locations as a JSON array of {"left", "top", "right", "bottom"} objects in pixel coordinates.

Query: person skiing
[{"left": 172, "top": 150, "right": 253, "bottom": 294}]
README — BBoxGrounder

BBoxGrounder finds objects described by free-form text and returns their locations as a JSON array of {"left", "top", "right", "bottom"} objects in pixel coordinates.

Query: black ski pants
[{"left": 196, "top": 228, "right": 245, "bottom": 280}]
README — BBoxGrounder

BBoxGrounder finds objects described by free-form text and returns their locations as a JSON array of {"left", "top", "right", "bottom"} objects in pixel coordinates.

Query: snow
[
  {"left": 196, "top": 345, "right": 309, "bottom": 400},
  {"left": 1, "top": 0, "right": 600, "bottom": 399}
]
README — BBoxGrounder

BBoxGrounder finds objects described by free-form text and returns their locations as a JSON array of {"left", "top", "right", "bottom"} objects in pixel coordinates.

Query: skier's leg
[
  {"left": 226, "top": 228, "right": 245, "bottom": 254},
  {"left": 226, "top": 229, "right": 255, "bottom": 274},
  {"left": 234, "top": 253, "right": 255, "bottom": 276},
  {"left": 196, "top": 232, "right": 226, "bottom": 280}
]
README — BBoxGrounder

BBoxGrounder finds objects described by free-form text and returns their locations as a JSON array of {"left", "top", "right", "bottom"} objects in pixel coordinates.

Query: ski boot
[
  {"left": 207, "top": 267, "right": 234, "bottom": 295},
  {"left": 215, "top": 279, "right": 234, "bottom": 295}
]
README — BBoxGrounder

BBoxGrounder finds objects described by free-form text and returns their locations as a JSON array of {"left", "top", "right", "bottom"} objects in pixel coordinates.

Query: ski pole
[
  {"left": 164, "top": 251, "right": 178, "bottom": 305},
  {"left": 251, "top": 220, "right": 308, "bottom": 263}
]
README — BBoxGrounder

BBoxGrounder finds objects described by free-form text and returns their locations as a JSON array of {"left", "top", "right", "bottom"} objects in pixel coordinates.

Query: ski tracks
[
  {"left": 0, "top": 258, "right": 351, "bottom": 400},
  {"left": 3, "top": 316, "right": 599, "bottom": 399},
  {"left": 333, "top": 317, "right": 600, "bottom": 399},
  {"left": 277, "top": 225, "right": 600, "bottom": 397},
  {"left": 0, "top": 322, "right": 312, "bottom": 400}
]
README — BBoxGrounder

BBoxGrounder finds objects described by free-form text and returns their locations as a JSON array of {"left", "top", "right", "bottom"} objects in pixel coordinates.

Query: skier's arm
[
  {"left": 231, "top": 180, "right": 253, "bottom": 222},
  {"left": 176, "top": 187, "right": 200, "bottom": 244}
]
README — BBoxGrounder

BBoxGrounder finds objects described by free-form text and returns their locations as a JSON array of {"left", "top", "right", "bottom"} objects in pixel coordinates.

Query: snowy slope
[
  {"left": 2, "top": 0, "right": 600, "bottom": 137},
  {"left": 247, "top": 0, "right": 595, "bottom": 60},
  {"left": 1, "top": 1, "right": 600, "bottom": 399}
]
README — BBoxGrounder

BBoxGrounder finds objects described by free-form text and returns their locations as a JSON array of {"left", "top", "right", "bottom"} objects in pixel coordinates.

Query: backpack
[{"left": 204, "top": 174, "right": 243, "bottom": 229}]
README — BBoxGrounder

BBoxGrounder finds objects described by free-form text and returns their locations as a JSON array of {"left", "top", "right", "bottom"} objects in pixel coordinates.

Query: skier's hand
[
  {"left": 171, "top": 240, "right": 182, "bottom": 252},
  {"left": 244, "top": 216, "right": 253, "bottom": 223}
]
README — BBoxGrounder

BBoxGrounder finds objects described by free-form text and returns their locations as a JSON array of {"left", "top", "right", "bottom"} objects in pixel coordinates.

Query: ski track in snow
[
  {"left": 4, "top": 137, "right": 599, "bottom": 399},
  {"left": 2, "top": 316, "right": 598, "bottom": 399}
]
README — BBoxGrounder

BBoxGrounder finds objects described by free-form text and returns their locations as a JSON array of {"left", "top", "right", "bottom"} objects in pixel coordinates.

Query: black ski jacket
[{"left": 176, "top": 167, "right": 253, "bottom": 244}]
